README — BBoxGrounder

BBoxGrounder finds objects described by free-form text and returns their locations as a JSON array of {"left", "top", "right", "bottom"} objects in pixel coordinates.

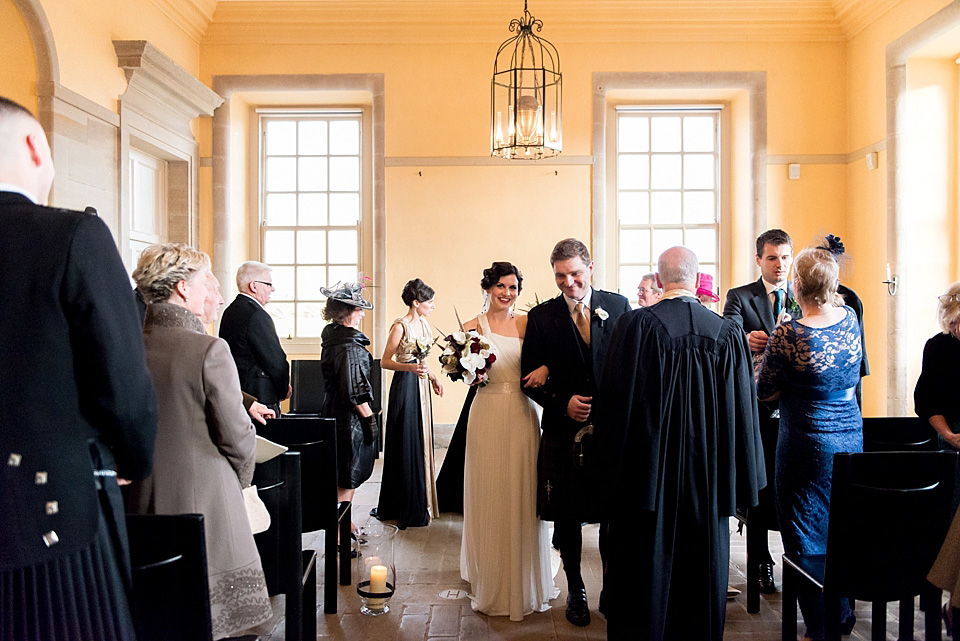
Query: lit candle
[
  {"left": 886, "top": 263, "right": 892, "bottom": 282},
  {"left": 368, "top": 564, "right": 388, "bottom": 606}
]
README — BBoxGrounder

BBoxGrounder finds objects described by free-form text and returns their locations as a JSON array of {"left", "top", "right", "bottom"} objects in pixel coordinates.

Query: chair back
[
  {"left": 825, "top": 451, "right": 957, "bottom": 602},
  {"left": 257, "top": 416, "right": 337, "bottom": 534},
  {"left": 252, "top": 451, "right": 302, "bottom": 595},
  {"left": 288, "top": 359, "right": 324, "bottom": 415},
  {"left": 127, "top": 513, "right": 212, "bottom": 641},
  {"left": 862, "top": 416, "right": 939, "bottom": 452}
]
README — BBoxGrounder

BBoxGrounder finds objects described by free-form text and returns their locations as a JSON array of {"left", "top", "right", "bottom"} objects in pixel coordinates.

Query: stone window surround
[{"left": 211, "top": 74, "right": 386, "bottom": 348}]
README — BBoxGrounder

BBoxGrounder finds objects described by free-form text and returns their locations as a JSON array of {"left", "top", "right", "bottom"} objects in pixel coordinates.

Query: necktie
[
  {"left": 773, "top": 289, "right": 785, "bottom": 319},
  {"left": 574, "top": 302, "right": 591, "bottom": 345}
]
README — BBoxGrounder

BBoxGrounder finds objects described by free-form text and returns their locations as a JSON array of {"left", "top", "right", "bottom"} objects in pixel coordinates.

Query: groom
[{"left": 521, "top": 238, "right": 631, "bottom": 626}]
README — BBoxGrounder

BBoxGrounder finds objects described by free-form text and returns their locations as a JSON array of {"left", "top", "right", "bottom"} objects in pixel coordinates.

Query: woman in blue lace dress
[{"left": 757, "top": 247, "right": 863, "bottom": 641}]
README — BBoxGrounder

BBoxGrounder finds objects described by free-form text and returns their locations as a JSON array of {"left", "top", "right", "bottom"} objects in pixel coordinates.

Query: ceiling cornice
[
  {"left": 203, "top": 1, "right": 848, "bottom": 45},
  {"left": 832, "top": 0, "right": 901, "bottom": 39},
  {"left": 149, "top": 0, "right": 218, "bottom": 43}
]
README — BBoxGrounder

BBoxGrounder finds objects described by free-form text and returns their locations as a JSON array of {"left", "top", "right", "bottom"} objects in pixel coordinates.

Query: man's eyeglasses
[{"left": 255, "top": 280, "right": 275, "bottom": 290}]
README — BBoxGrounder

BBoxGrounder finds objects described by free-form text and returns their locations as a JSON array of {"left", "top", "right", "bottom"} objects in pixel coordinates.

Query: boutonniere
[
  {"left": 786, "top": 298, "right": 801, "bottom": 317},
  {"left": 594, "top": 307, "right": 609, "bottom": 325}
]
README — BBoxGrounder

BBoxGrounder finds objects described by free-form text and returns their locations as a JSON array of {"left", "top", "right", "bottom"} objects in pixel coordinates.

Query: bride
[{"left": 459, "top": 261, "right": 558, "bottom": 621}]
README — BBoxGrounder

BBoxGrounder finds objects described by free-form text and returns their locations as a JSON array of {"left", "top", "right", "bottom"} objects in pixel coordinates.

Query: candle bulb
[
  {"left": 886, "top": 263, "right": 892, "bottom": 282},
  {"left": 368, "top": 564, "right": 388, "bottom": 606}
]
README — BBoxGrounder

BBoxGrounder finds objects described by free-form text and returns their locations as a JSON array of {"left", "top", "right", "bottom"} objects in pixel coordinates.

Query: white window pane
[
  {"left": 684, "top": 192, "right": 716, "bottom": 224},
  {"left": 328, "top": 230, "right": 358, "bottom": 264},
  {"left": 271, "top": 266, "right": 295, "bottom": 301},
  {"left": 651, "top": 229, "right": 683, "bottom": 259},
  {"left": 263, "top": 230, "right": 294, "bottom": 265},
  {"left": 619, "top": 265, "right": 648, "bottom": 301},
  {"left": 651, "top": 117, "right": 681, "bottom": 151},
  {"left": 619, "top": 229, "right": 650, "bottom": 263},
  {"left": 296, "top": 266, "right": 326, "bottom": 300},
  {"left": 266, "top": 157, "right": 296, "bottom": 192},
  {"left": 685, "top": 228, "right": 717, "bottom": 262},
  {"left": 265, "top": 193, "right": 296, "bottom": 226},
  {"left": 328, "top": 264, "right": 358, "bottom": 286},
  {"left": 618, "top": 192, "right": 649, "bottom": 224},
  {"left": 618, "top": 116, "right": 649, "bottom": 152},
  {"left": 329, "top": 193, "right": 360, "bottom": 226},
  {"left": 298, "top": 121, "right": 327, "bottom": 155},
  {"left": 265, "top": 121, "right": 296, "bottom": 155},
  {"left": 268, "top": 303, "right": 295, "bottom": 340},
  {"left": 296, "top": 230, "right": 326, "bottom": 264},
  {"left": 298, "top": 193, "right": 327, "bottom": 226},
  {"left": 298, "top": 157, "right": 327, "bottom": 192},
  {"left": 684, "top": 154, "right": 715, "bottom": 189},
  {"left": 618, "top": 155, "right": 649, "bottom": 190},
  {"left": 330, "top": 157, "right": 360, "bottom": 192},
  {"left": 329, "top": 120, "right": 360, "bottom": 155},
  {"left": 683, "top": 116, "right": 715, "bottom": 152},
  {"left": 651, "top": 192, "right": 681, "bottom": 224},
  {"left": 651, "top": 155, "right": 681, "bottom": 189},
  {"left": 296, "top": 302, "right": 325, "bottom": 338}
]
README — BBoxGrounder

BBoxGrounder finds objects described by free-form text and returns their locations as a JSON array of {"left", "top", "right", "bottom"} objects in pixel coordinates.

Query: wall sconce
[{"left": 884, "top": 263, "right": 898, "bottom": 296}]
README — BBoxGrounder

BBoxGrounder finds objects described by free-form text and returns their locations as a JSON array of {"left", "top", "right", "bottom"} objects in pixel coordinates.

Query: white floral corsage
[{"left": 594, "top": 307, "right": 609, "bottom": 321}]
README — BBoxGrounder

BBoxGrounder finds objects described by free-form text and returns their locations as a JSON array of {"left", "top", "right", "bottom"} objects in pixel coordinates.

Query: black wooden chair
[
  {"left": 862, "top": 416, "right": 940, "bottom": 452},
  {"left": 253, "top": 451, "right": 317, "bottom": 641},
  {"left": 781, "top": 450, "right": 958, "bottom": 641},
  {"left": 287, "top": 359, "right": 324, "bottom": 416},
  {"left": 257, "top": 416, "right": 348, "bottom": 614},
  {"left": 127, "top": 513, "right": 212, "bottom": 641}
]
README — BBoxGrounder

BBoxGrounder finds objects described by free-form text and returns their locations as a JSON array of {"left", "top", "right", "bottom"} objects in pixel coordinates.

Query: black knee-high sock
[{"left": 555, "top": 519, "right": 584, "bottom": 590}]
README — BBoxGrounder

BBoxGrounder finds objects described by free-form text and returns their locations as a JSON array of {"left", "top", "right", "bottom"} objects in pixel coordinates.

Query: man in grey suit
[{"left": 723, "top": 228, "right": 798, "bottom": 596}]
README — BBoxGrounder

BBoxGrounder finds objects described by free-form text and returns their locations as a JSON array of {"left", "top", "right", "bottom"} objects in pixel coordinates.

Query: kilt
[{"left": 537, "top": 421, "right": 600, "bottom": 522}]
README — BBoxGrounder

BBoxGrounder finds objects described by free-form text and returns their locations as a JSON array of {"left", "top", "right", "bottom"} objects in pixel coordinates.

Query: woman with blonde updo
[
  {"left": 756, "top": 247, "right": 863, "bottom": 641},
  {"left": 127, "top": 243, "right": 271, "bottom": 639}
]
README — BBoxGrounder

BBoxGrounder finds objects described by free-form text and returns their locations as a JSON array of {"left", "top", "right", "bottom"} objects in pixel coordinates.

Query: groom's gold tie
[{"left": 574, "top": 302, "right": 591, "bottom": 345}]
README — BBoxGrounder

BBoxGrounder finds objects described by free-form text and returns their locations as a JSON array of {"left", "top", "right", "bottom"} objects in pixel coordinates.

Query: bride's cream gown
[{"left": 460, "top": 314, "right": 559, "bottom": 621}]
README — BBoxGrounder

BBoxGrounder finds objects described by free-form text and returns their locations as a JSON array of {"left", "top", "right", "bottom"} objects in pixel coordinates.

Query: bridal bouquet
[
  {"left": 438, "top": 330, "right": 497, "bottom": 386},
  {"left": 403, "top": 336, "right": 434, "bottom": 379}
]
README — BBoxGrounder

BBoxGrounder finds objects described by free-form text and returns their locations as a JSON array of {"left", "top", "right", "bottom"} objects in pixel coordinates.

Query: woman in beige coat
[{"left": 128, "top": 243, "right": 272, "bottom": 639}]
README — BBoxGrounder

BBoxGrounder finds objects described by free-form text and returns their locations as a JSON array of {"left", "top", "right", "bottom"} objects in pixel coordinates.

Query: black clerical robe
[{"left": 597, "top": 297, "right": 765, "bottom": 641}]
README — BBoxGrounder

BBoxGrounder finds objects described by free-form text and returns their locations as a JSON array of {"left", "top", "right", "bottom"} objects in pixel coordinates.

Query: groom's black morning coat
[{"left": 521, "top": 289, "right": 631, "bottom": 521}]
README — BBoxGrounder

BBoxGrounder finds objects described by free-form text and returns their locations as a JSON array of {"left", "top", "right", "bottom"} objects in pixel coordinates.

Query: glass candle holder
[{"left": 356, "top": 522, "right": 397, "bottom": 615}]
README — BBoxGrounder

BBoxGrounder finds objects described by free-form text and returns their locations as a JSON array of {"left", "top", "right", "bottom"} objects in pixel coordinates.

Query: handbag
[{"left": 242, "top": 485, "right": 271, "bottom": 534}]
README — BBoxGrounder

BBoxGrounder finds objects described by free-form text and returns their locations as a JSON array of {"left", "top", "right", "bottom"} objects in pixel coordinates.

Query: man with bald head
[
  {"left": 597, "top": 246, "right": 765, "bottom": 641},
  {"left": 0, "top": 96, "right": 158, "bottom": 638}
]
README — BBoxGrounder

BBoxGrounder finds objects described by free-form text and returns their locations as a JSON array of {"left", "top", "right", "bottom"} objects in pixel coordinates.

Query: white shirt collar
[
  {"left": 0, "top": 184, "right": 38, "bottom": 204},
  {"left": 562, "top": 288, "right": 593, "bottom": 314},
  {"left": 761, "top": 278, "right": 787, "bottom": 297},
  {"left": 240, "top": 292, "right": 265, "bottom": 309}
]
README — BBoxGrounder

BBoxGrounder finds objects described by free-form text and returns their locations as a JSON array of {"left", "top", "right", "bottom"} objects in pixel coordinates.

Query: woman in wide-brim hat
[{"left": 319, "top": 282, "right": 378, "bottom": 549}]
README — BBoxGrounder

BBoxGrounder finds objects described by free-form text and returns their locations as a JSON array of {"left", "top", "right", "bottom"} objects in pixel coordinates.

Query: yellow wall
[
  {"left": 844, "top": 0, "right": 957, "bottom": 417},
  {"left": 1, "top": 0, "right": 38, "bottom": 113},
  {"left": 37, "top": 0, "right": 200, "bottom": 111}
]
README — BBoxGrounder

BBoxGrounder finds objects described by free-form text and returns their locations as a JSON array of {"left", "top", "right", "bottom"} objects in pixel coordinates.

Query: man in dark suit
[
  {"left": 723, "top": 228, "right": 798, "bottom": 595},
  {"left": 219, "top": 261, "right": 290, "bottom": 413},
  {"left": 0, "top": 96, "right": 158, "bottom": 638},
  {"left": 521, "top": 238, "right": 631, "bottom": 627}
]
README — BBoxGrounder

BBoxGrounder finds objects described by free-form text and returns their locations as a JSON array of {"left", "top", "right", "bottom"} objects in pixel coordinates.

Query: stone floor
[{"left": 248, "top": 448, "right": 947, "bottom": 641}]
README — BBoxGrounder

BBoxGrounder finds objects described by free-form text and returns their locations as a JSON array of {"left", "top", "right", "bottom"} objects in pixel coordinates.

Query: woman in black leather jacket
[{"left": 319, "top": 282, "right": 378, "bottom": 543}]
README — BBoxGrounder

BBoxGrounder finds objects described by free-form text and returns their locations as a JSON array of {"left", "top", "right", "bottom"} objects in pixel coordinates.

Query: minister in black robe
[{"left": 597, "top": 246, "right": 765, "bottom": 641}]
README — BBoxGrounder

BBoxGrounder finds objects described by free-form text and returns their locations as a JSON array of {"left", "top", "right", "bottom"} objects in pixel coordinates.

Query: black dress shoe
[
  {"left": 565, "top": 588, "right": 591, "bottom": 626},
  {"left": 758, "top": 561, "right": 777, "bottom": 594}
]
